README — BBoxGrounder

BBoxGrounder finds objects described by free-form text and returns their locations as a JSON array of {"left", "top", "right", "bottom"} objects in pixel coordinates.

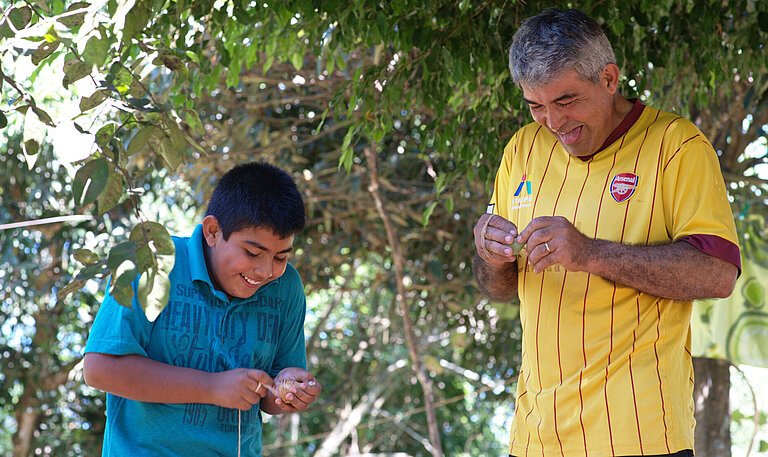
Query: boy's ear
[{"left": 201, "top": 215, "right": 220, "bottom": 247}]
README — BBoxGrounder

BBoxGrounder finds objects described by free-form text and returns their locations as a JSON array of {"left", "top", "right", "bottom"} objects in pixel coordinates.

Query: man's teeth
[{"left": 242, "top": 274, "right": 260, "bottom": 285}]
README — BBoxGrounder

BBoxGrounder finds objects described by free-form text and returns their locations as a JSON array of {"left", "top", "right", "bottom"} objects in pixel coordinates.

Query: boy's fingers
[
  {"left": 303, "top": 379, "right": 321, "bottom": 395},
  {"left": 248, "top": 369, "right": 275, "bottom": 387}
]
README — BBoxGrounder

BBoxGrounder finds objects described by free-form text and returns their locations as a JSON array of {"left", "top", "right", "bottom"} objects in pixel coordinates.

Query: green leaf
[
  {"left": 183, "top": 109, "right": 203, "bottom": 134},
  {"left": 435, "top": 173, "right": 448, "bottom": 196},
  {"left": 74, "top": 248, "right": 101, "bottom": 265},
  {"left": 127, "top": 125, "right": 161, "bottom": 157},
  {"left": 122, "top": 0, "right": 152, "bottom": 45},
  {"left": 112, "top": 284, "right": 136, "bottom": 309},
  {"left": 58, "top": 2, "right": 89, "bottom": 28},
  {"left": 759, "top": 440, "right": 768, "bottom": 453},
  {"left": 23, "top": 139, "right": 39, "bottom": 159},
  {"left": 96, "top": 171, "right": 124, "bottom": 216},
  {"left": 107, "top": 241, "right": 138, "bottom": 294},
  {"left": 34, "top": 0, "right": 52, "bottom": 14},
  {"left": 129, "top": 223, "right": 175, "bottom": 320},
  {"left": 130, "top": 77, "right": 147, "bottom": 98},
  {"left": 31, "top": 106, "right": 55, "bottom": 126},
  {"left": 79, "top": 89, "right": 108, "bottom": 112},
  {"left": 63, "top": 60, "right": 91, "bottom": 88},
  {"left": 95, "top": 123, "right": 116, "bottom": 148},
  {"left": 129, "top": 221, "right": 175, "bottom": 258},
  {"left": 83, "top": 35, "right": 111, "bottom": 69},
  {"left": 9, "top": 6, "right": 32, "bottom": 30},
  {"left": 166, "top": 121, "right": 186, "bottom": 150},
  {"left": 422, "top": 201, "right": 438, "bottom": 226},
  {"left": 32, "top": 40, "right": 60, "bottom": 66},
  {"left": 73, "top": 158, "right": 111, "bottom": 208},
  {"left": 149, "top": 130, "right": 183, "bottom": 170},
  {"left": 0, "top": 112, "right": 7, "bottom": 129},
  {"left": 290, "top": 51, "right": 304, "bottom": 70},
  {"left": 138, "top": 269, "right": 171, "bottom": 321}
]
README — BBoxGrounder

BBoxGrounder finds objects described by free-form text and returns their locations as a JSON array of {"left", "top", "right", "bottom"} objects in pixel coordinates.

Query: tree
[{"left": 1, "top": 1, "right": 767, "bottom": 455}]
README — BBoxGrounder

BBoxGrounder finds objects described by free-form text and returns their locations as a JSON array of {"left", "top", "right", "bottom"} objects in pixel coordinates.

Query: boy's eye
[
  {"left": 244, "top": 250, "right": 260, "bottom": 258},
  {"left": 275, "top": 256, "right": 288, "bottom": 262}
]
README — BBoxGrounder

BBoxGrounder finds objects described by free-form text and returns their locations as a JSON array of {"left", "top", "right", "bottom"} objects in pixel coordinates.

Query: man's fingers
[{"left": 517, "top": 216, "right": 555, "bottom": 244}]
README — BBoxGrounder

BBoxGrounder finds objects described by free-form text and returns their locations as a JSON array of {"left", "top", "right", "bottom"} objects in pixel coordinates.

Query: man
[{"left": 472, "top": 8, "right": 740, "bottom": 457}]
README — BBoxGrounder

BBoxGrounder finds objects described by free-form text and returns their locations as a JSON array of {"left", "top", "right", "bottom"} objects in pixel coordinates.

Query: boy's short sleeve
[{"left": 84, "top": 276, "right": 153, "bottom": 357}]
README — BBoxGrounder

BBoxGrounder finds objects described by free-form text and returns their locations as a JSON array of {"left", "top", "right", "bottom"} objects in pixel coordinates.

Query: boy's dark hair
[{"left": 206, "top": 162, "right": 305, "bottom": 239}]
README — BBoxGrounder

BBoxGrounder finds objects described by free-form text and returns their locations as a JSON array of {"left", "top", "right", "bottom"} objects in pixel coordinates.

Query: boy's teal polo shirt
[{"left": 84, "top": 224, "right": 307, "bottom": 457}]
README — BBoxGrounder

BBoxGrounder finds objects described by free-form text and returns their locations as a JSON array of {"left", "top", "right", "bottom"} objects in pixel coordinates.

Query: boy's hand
[
  {"left": 272, "top": 367, "right": 321, "bottom": 413},
  {"left": 209, "top": 368, "right": 275, "bottom": 411}
]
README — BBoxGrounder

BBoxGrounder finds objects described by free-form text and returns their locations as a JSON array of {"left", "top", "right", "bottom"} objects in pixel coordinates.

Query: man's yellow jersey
[{"left": 489, "top": 101, "right": 740, "bottom": 457}]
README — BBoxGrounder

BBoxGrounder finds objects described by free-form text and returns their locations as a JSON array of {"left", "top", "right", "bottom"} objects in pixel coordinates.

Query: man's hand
[
  {"left": 209, "top": 368, "right": 274, "bottom": 411},
  {"left": 269, "top": 367, "right": 321, "bottom": 413},
  {"left": 472, "top": 213, "right": 521, "bottom": 302},
  {"left": 516, "top": 216, "right": 593, "bottom": 273},
  {"left": 515, "top": 215, "right": 738, "bottom": 300},
  {"left": 473, "top": 213, "right": 519, "bottom": 265}
]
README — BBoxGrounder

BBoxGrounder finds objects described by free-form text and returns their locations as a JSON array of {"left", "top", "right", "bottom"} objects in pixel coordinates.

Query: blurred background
[{"left": 1, "top": 1, "right": 767, "bottom": 456}]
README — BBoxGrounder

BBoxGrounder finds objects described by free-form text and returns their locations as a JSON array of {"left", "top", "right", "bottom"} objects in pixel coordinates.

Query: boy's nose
[{"left": 252, "top": 260, "right": 273, "bottom": 279}]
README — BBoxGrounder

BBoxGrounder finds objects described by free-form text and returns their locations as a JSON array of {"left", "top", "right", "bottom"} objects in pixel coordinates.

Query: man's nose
[{"left": 546, "top": 107, "right": 566, "bottom": 132}]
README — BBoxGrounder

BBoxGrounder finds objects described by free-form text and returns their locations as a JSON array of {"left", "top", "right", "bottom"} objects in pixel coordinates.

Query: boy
[{"left": 83, "top": 162, "right": 321, "bottom": 456}]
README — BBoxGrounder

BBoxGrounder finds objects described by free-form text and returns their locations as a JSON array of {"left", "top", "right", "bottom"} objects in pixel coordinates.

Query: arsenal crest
[{"left": 610, "top": 173, "right": 639, "bottom": 203}]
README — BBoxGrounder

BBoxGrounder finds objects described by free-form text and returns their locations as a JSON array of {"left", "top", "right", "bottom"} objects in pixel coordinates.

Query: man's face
[
  {"left": 203, "top": 216, "right": 294, "bottom": 300},
  {"left": 521, "top": 67, "right": 618, "bottom": 157}
]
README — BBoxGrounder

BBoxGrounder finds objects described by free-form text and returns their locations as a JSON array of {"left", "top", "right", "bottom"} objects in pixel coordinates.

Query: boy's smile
[{"left": 202, "top": 215, "right": 294, "bottom": 300}]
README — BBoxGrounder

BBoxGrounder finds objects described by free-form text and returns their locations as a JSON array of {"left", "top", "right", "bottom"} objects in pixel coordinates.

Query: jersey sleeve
[
  {"left": 268, "top": 265, "right": 308, "bottom": 377},
  {"left": 661, "top": 131, "right": 741, "bottom": 270},
  {"left": 83, "top": 276, "right": 153, "bottom": 357}
]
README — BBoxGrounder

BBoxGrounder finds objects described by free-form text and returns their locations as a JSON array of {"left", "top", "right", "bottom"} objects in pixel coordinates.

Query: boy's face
[{"left": 202, "top": 216, "right": 294, "bottom": 300}]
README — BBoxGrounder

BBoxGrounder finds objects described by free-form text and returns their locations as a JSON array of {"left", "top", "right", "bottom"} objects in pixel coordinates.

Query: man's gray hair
[{"left": 508, "top": 8, "right": 616, "bottom": 87}]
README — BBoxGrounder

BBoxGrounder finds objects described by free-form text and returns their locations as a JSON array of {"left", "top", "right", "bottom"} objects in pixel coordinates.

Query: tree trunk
[
  {"left": 693, "top": 357, "right": 731, "bottom": 457},
  {"left": 365, "top": 144, "right": 444, "bottom": 457}
]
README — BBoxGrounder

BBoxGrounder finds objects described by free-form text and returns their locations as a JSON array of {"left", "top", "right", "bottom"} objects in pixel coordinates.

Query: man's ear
[
  {"left": 201, "top": 215, "right": 220, "bottom": 247},
  {"left": 602, "top": 63, "right": 621, "bottom": 94}
]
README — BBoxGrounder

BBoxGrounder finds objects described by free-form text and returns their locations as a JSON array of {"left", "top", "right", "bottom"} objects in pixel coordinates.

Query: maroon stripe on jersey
[
  {"left": 624, "top": 118, "right": 656, "bottom": 452},
  {"left": 653, "top": 302, "right": 672, "bottom": 453},
  {"left": 520, "top": 128, "right": 553, "bottom": 297},
  {"left": 523, "top": 370, "right": 535, "bottom": 457},
  {"left": 600, "top": 134, "right": 626, "bottom": 457},
  {"left": 526, "top": 126, "right": 544, "bottom": 164},
  {"left": 629, "top": 296, "right": 645, "bottom": 455},
  {"left": 661, "top": 128, "right": 696, "bottom": 172},
  {"left": 532, "top": 144, "right": 568, "bottom": 455},
  {"left": 647, "top": 115, "right": 676, "bottom": 453},
  {"left": 578, "top": 291, "right": 590, "bottom": 457},
  {"left": 547, "top": 155, "right": 575, "bottom": 457}
]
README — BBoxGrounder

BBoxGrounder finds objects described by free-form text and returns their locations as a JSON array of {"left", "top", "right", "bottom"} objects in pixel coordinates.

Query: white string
[{"left": 237, "top": 409, "right": 241, "bottom": 457}]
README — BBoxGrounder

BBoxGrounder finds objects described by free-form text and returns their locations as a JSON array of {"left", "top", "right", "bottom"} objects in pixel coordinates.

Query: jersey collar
[{"left": 579, "top": 98, "right": 645, "bottom": 161}]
